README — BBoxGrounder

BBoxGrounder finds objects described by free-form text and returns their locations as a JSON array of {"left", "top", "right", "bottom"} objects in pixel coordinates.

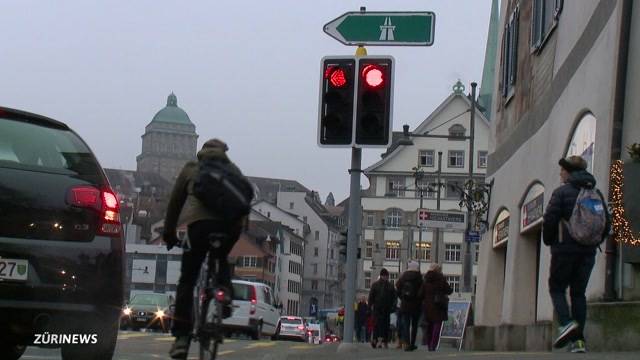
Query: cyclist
[{"left": 162, "top": 139, "right": 247, "bottom": 359}]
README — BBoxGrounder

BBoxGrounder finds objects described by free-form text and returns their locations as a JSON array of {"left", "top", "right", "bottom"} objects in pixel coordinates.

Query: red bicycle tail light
[
  {"left": 215, "top": 290, "right": 226, "bottom": 302},
  {"left": 362, "top": 65, "right": 384, "bottom": 88},
  {"left": 249, "top": 286, "right": 257, "bottom": 315}
]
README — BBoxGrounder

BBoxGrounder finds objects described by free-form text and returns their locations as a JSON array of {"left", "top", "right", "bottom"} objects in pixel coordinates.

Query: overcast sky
[{"left": 1, "top": 0, "right": 493, "bottom": 203}]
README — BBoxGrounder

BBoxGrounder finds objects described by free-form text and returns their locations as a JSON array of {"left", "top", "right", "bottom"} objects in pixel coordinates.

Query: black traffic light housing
[
  {"left": 318, "top": 57, "right": 356, "bottom": 146},
  {"left": 355, "top": 56, "right": 394, "bottom": 146},
  {"left": 339, "top": 231, "right": 348, "bottom": 257}
]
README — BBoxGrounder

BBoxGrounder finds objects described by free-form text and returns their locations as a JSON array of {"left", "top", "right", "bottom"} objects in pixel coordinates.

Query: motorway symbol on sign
[{"left": 324, "top": 11, "right": 436, "bottom": 46}]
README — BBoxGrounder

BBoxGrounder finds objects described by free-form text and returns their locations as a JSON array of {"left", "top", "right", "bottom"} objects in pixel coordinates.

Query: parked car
[
  {"left": 121, "top": 293, "right": 174, "bottom": 332},
  {"left": 0, "top": 107, "right": 124, "bottom": 360},
  {"left": 273, "top": 316, "right": 307, "bottom": 342},
  {"left": 221, "top": 280, "right": 279, "bottom": 340}
]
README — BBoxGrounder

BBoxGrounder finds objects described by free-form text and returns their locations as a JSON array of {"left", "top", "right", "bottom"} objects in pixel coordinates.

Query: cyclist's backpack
[
  {"left": 401, "top": 280, "right": 417, "bottom": 301},
  {"left": 193, "top": 159, "right": 254, "bottom": 222},
  {"left": 564, "top": 188, "right": 607, "bottom": 246}
]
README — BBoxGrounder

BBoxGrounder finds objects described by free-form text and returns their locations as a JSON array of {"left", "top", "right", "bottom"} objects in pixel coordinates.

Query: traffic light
[
  {"left": 354, "top": 56, "right": 394, "bottom": 146},
  {"left": 318, "top": 57, "right": 356, "bottom": 146},
  {"left": 339, "top": 231, "right": 348, "bottom": 258}
]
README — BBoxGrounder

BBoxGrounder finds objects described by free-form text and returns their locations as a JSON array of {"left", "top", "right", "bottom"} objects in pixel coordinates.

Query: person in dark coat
[
  {"left": 355, "top": 297, "right": 370, "bottom": 343},
  {"left": 420, "top": 264, "right": 452, "bottom": 351},
  {"left": 368, "top": 268, "right": 396, "bottom": 349},
  {"left": 543, "top": 155, "right": 611, "bottom": 353},
  {"left": 163, "top": 139, "right": 247, "bottom": 359},
  {"left": 395, "top": 261, "right": 423, "bottom": 351}
]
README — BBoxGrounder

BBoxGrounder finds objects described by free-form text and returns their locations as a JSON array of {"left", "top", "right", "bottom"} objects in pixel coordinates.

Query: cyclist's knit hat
[{"left": 203, "top": 138, "right": 228, "bottom": 152}]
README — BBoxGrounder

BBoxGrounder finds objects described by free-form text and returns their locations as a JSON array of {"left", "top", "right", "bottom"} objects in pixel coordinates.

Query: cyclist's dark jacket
[{"left": 164, "top": 141, "right": 246, "bottom": 236}]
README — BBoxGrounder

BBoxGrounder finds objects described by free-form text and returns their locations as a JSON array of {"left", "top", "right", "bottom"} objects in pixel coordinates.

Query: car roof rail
[{"left": 0, "top": 106, "right": 70, "bottom": 130}]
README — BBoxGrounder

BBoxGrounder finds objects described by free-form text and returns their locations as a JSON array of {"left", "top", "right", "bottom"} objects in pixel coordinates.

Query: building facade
[
  {"left": 136, "top": 93, "right": 198, "bottom": 183},
  {"left": 475, "top": 0, "right": 640, "bottom": 351},
  {"left": 360, "top": 83, "right": 489, "bottom": 299}
]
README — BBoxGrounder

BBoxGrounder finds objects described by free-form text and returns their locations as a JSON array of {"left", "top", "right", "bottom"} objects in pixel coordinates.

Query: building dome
[{"left": 151, "top": 93, "right": 192, "bottom": 124}]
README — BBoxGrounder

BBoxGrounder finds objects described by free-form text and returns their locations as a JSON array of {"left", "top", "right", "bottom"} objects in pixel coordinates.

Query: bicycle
[{"left": 178, "top": 233, "right": 232, "bottom": 360}]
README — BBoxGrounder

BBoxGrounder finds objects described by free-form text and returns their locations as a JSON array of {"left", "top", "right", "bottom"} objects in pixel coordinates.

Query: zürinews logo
[{"left": 34, "top": 332, "right": 98, "bottom": 345}]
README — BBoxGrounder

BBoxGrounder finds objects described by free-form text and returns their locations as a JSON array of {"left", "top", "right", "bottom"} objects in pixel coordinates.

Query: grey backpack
[{"left": 563, "top": 188, "right": 607, "bottom": 246}]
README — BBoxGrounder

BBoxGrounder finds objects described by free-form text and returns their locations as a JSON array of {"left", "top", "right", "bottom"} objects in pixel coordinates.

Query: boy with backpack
[
  {"left": 395, "top": 261, "right": 423, "bottom": 351},
  {"left": 543, "top": 155, "right": 611, "bottom": 353},
  {"left": 163, "top": 139, "right": 253, "bottom": 359}
]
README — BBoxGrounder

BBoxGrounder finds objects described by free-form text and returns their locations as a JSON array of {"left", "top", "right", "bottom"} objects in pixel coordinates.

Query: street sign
[
  {"left": 417, "top": 209, "right": 466, "bottom": 231},
  {"left": 324, "top": 12, "right": 436, "bottom": 46},
  {"left": 466, "top": 231, "right": 481, "bottom": 243}
]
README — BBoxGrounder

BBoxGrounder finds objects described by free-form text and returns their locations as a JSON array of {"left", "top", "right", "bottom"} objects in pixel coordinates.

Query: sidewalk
[{"left": 279, "top": 342, "right": 640, "bottom": 360}]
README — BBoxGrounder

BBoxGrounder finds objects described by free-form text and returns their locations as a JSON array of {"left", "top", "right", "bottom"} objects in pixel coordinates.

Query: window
[
  {"left": 448, "top": 150, "right": 465, "bottom": 168},
  {"left": 311, "top": 280, "right": 318, "bottom": 290},
  {"left": 389, "top": 272, "right": 398, "bottom": 286},
  {"left": 289, "top": 261, "right": 302, "bottom": 275},
  {"left": 385, "top": 208, "right": 403, "bottom": 229},
  {"left": 314, "top": 247, "right": 319, "bottom": 257},
  {"left": 315, "top": 231, "right": 320, "bottom": 241},
  {"left": 242, "top": 256, "right": 258, "bottom": 268},
  {"left": 385, "top": 241, "right": 400, "bottom": 260},
  {"left": 501, "top": 7, "right": 520, "bottom": 98},
  {"left": 303, "top": 216, "right": 308, "bottom": 224},
  {"left": 289, "top": 202, "right": 294, "bottom": 210},
  {"left": 330, "top": 248, "right": 334, "bottom": 260},
  {"left": 445, "top": 244, "right": 462, "bottom": 263},
  {"left": 414, "top": 242, "right": 431, "bottom": 261},
  {"left": 416, "top": 178, "right": 437, "bottom": 199},
  {"left": 474, "top": 244, "right": 480, "bottom": 264},
  {"left": 365, "top": 241, "right": 373, "bottom": 258},
  {"left": 328, "top": 264, "right": 334, "bottom": 276},
  {"left": 446, "top": 275, "right": 460, "bottom": 293},
  {"left": 364, "top": 271, "right": 372, "bottom": 289},
  {"left": 367, "top": 214, "right": 375, "bottom": 227},
  {"left": 288, "top": 280, "right": 301, "bottom": 294},
  {"left": 448, "top": 124, "right": 466, "bottom": 139},
  {"left": 531, "top": 0, "right": 563, "bottom": 50},
  {"left": 419, "top": 150, "right": 435, "bottom": 167},
  {"left": 313, "top": 263, "right": 318, "bottom": 274},
  {"left": 478, "top": 151, "right": 488, "bottom": 168},
  {"left": 387, "top": 178, "right": 404, "bottom": 197}
]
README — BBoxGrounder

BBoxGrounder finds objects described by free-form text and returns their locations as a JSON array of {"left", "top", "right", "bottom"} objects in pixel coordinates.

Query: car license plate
[
  {"left": 135, "top": 317, "right": 146, "bottom": 322},
  {"left": 0, "top": 259, "right": 28, "bottom": 281}
]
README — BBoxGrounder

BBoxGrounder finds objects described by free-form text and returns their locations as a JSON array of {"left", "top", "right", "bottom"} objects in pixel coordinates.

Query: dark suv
[{"left": 0, "top": 107, "right": 124, "bottom": 360}]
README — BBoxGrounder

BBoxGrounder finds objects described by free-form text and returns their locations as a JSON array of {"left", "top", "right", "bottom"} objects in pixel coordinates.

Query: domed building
[{"left": 136, "top": 92, "right": 198, "bottom": 183}]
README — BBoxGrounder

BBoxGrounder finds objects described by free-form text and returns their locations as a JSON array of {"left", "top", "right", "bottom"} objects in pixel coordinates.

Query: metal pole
[
  {"left": 462, "top": 82, "right": 477, "bottom": 293},
  {"left": 343, "top": 147, "right": 362, "bottom": 344},
  {"left": 418, "top": 184, "right": 424, "bottom": 269}
]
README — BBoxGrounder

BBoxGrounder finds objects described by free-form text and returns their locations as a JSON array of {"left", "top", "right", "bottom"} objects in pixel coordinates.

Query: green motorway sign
[{"left": 324, "top": 11, "right": 435, "bottom": 46}]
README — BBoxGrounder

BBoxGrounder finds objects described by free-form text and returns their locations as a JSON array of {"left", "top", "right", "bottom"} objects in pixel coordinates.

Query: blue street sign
[{"left": 466, "top": 231, "right": 481, "bottom": 243}]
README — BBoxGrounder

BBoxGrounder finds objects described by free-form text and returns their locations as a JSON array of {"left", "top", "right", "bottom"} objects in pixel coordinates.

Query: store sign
[
  {"left": 521, "top": 194, "right": 544, "bottom": 232},
  {"left": 417, "top": 209, "right": 466, "bottom": 231},
  {"left": 493, "top": 210, "right": 510, "bottom": 248}
]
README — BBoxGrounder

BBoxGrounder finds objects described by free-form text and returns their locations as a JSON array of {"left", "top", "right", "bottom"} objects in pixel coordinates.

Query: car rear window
[
  {"left": 0, "top": 118, "right": 102, "bottom": 182},
  {"left": 280, "top": 318, "right": 302, "bottom": 325},
  {"left": 232, "top": 283, "right": 253, "bottom": 301}
]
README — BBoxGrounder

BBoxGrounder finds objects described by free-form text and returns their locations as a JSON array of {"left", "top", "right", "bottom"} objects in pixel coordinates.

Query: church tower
[{"left": 136, "top": 93, "right": 198, "bottom": 183}]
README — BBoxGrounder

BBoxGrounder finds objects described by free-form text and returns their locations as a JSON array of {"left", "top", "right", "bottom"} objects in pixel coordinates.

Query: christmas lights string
[{"left": 609, "top": 160, "right": 640, "bottom": 246}]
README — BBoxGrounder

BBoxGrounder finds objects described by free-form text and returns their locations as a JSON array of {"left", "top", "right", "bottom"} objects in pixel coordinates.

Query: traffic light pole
[{"left": 343, "top": 147, "right": 362, "bottom": 346}]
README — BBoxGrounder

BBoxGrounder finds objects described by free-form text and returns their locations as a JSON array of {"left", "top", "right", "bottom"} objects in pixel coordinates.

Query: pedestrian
[
  {"left": 543, "top": 155, "right": 610, "bottom": 353},
  {"left": 395, "top": 261, "right": 423, "bottom": 351},
  {"left": 420, "top": 263, "right": 452, "bottom": 351},
  {"left": 355, "top": 297, "right": 370, "bottom": 343},
  {"left": 368, "top": 268, "right": 397, "bottom": 349},
  {"left": 162, "top": 139, "right": 250, "bottom": 359}
]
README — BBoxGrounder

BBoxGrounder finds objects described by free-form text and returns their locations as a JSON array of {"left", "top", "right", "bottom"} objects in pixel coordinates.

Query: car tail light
[
  {"left": 297, "top": 325, "right": 305, "bottom": 331},
  {"left": 215, "top": 289, "right": 226, "bottom": 302},
  {"left": 249, "top": 286, "right": 257, "bottom": 315},
  {"left": 67, "top": 186, "right": 121, "bottom": 236}
]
